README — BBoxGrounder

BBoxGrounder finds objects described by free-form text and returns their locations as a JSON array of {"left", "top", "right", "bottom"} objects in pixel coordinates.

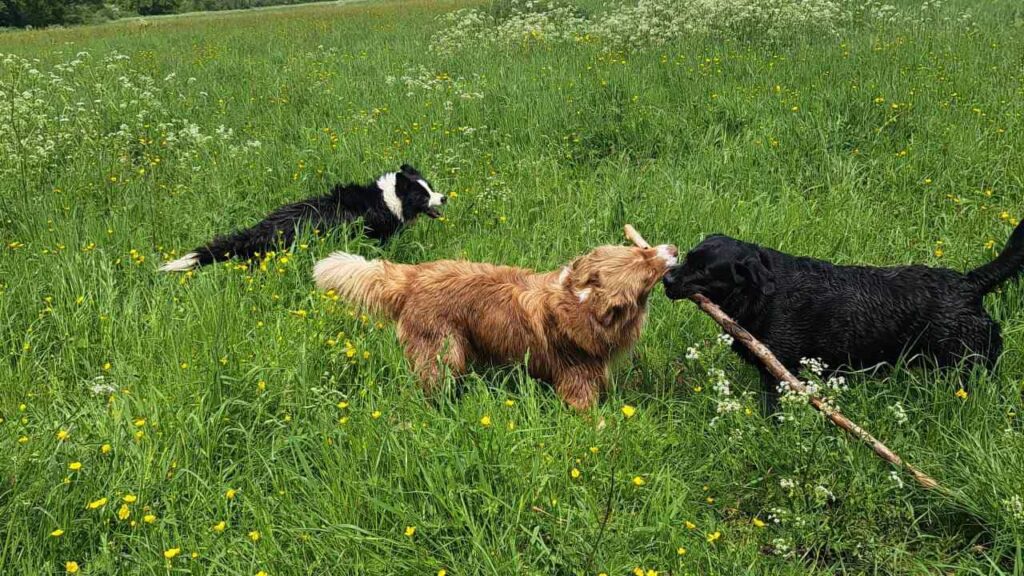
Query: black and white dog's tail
[
  {"left": 964, "top": 219, "right": 1024, "bottom": 296},
  {"left": 159, "top": 165, "right": 444, "bottom": 273},
  {"left": 158, "top": 194, "right": 341, "bottom": 272}
]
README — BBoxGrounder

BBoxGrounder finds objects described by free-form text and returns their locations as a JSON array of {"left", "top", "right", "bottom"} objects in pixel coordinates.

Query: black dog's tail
[
  {"left": 964, "top": 219, "right": 1024, "bottom": 296},
  {"left": 159, "top": 196, "right": 336, "bottom": 272},
  {"left": 158, "top": 226, "right": 286, "bottom": 272}
]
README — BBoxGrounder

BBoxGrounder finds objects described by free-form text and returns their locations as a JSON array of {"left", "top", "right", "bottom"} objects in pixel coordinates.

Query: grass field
[{"left": 2, "top": 0, "right": 1024, "bottom": 573}]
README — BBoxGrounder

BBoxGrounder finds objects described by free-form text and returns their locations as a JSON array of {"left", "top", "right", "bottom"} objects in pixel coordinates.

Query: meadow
[{"left": 2, "top": 0, "right": 1024, "bottom": 573}]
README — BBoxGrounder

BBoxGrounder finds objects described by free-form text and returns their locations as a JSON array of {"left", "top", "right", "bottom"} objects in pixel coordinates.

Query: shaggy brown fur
[{"left": 313, "top": 244, "right": 678, "bottom": 409}]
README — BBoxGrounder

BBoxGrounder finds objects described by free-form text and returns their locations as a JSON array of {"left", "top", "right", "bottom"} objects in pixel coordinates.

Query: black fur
[
  {"left": 163, "top": 164, "right": 443, "bottom": 270},
  {"left": 663, "top": 221, "right": 1024, "bottom": 410}
]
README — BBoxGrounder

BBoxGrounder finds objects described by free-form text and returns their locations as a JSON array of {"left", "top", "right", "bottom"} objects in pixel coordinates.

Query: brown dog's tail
[{"left": 313, "top": 251, "right": 410, "bottom": 318}]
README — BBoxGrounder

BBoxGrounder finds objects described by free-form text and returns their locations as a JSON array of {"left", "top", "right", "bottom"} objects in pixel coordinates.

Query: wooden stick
[
  {"left": 624, "top": 225, "right": 940, "bottom": 490},
  {"left": 624, "top": 224, "right": 650, "bottom": 250}
]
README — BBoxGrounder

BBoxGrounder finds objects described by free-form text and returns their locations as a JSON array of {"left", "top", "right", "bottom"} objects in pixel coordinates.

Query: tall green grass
[{"left": 1, "top": 0, "right": 1023, "bottom": 573}]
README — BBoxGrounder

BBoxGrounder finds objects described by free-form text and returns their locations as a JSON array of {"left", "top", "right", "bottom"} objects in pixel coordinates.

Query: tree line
[{"left": 0, "top": 0, "right": 334, "bottom": 28}]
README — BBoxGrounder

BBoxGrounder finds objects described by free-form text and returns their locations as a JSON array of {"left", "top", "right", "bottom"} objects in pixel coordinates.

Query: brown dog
[{"left": 313, "top": 243, "right": 678, "bottom": 409}]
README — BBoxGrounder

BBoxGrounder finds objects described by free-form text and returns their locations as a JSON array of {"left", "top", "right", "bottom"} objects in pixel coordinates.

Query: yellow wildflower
[
  {"left": 117, "top": 504, "right": 130, "bottom": 520},
  {"left": 123, "top": 494, "right": 137, "bottom": 504},
  {"left": 677, "top": 546, "right": 687, "bottom": 555},
  {"left": 212, "top": 520, "right": 227, "bottom": 533},
  {"left": 480, "top": 415, "right": 492, "bottom": 427},
  {"left": 65, "top": 561, "right": 79, "bottom": 574},
  {"left": 684, "top": 521, "right": 696, "bottom": 530},
  {"left": 248, "top": 530, "right": 261, "bottom": 542},
  {"left": 571, "top": 468, "right": 581, "bottom": 479},
  {"left": 68, "top": 462, "right": 82, "bottom": 471},
  {"left": 706, "top": 530, "right": 722, "bottom": 543},
  {"left": 143, "top": 514, "right": 156, "bottom": 524},
  {"left": 955, "top": 388, "right": 968, "bottom": 400},
  {"left": 371, "top": 410, "right": 382, "bottom": 419},
  {"left": 752, "top": 518, "right": 766, "bottom": 528},
  {"left": 163, "top": 548, "right": 181, "bottom": 559},
  {"left": 87, "top": 497, "right": 108, "bottom": 510},
  {"left": 101, "top": 444, "right": 112, "bottom": 454},
  {"left": 404, "top": 526, "right": 416, "bottom": 537},
  {"left": 632, "top": 476, "right": 645, "bottom": 487},
  {"left": 57, "top": 429, "right": 70, "bottom": 441},
  {"left": 51, "top": 529, "right": 65, "bottom": 537},
  {"left": 226, "top": 488, "right": 237, "bottom": 500},
  {"left": 621, "top": 404, "right": 636, "bottom": 418}
]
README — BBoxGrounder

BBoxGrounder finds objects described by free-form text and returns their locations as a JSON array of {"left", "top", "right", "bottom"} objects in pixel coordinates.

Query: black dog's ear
[
  {"left": 399, "top": 164, "right": 420, "bottom": 176},
  {"left": 736, "top": 253, "right": 776, "bottom": 295},
  {"left": 395, "top": 169, "right": 415, "bottom": 184},
  {"left": 393, "top": 170, "right": 417, "bottom": 197}
]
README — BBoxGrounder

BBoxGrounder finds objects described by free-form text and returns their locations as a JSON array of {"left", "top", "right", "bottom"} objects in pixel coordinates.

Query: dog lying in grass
[
  {"left": 314, "top": 243, "right": 678, "bottom": 409},
  {"left": 663, "top": 221, "right": 1024, "bottom": 410},
  {"left": 159, "top": 164, "right": 445, "bottom": 272}
]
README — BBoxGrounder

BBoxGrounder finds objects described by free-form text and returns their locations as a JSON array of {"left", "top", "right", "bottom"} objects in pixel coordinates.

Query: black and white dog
[
  {"left": 663, "top": 221, "right": 1024, "bottom": 409},
  {"left": 159, "top": 164, "right": 445, "bottom": 272}
]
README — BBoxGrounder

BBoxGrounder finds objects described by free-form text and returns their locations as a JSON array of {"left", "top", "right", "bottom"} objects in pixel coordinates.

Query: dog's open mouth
[{"left": 425, "top": 207, "right": 443, "bottom": 219}]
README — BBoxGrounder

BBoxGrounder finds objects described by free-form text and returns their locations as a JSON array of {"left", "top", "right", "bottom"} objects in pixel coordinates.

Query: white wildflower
[
  {"left": 888, "top": 402, "right": 909, "bottom": 425},
  {"left": 1004, "top": 495, "right": 1024, "bottom": 522}
]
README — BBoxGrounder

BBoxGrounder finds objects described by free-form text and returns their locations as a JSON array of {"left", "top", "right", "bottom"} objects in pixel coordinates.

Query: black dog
[
  {"left": 664, "top": 221, "right": 1024, "bottom": 409},
  {"left": 159, "top": 164, "right": 445, "bottom": 272}
]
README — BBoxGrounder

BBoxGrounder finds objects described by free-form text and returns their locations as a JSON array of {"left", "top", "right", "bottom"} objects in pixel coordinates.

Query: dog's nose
[
  {"left": 666, "top": 245, "right": 678, "bottom": 258},
  {"left": 440, "top": 196, "right": 448, "bottom": 204}
]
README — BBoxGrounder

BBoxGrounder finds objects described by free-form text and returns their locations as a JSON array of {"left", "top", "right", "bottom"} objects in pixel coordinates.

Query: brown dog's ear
[
  {"left": 566, "top": 258, "right": 601, "bottom": 289},
  {"left": 736, "top": 253, "right": 776, "bottom": 295},
  {"left": 595, "top": 292, "right": 635, "bottom": 327}
]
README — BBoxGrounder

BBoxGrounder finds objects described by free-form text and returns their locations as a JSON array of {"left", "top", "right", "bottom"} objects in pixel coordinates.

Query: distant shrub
[
  {"left": 1, "top": 0, "right": 338, "bottom": 27},
  {"left": 0, "top": 0, "right": 104, "bottom": 27},
  {"left": 117, "top": 0, "right": 181, "bottom": 16}
]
